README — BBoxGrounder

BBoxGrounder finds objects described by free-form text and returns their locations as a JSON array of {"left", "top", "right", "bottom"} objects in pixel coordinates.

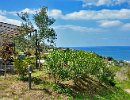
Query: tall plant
[
  {"left": 14, "top": 7, "right": 57, "bottom": 69},
  {"left": 14, "top": 7, "right": 57, "bottom": 53}
]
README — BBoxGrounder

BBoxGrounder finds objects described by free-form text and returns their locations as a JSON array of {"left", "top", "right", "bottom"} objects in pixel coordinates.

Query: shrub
[
  {"left": 14, "top": 56, "right": 35, "bottom": 78},
  {"left": 14, "top": 58, "right": 28, "bottom": 78},
  {"left": 46, "top": 49, "right": 115, "bottom": 84}
]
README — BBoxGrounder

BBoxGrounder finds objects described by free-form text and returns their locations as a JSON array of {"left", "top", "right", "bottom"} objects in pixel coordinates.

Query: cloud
[
  {"left": 11, "top": 8, "right": 39, "bottom": 16},
  {"left": 0, "top": 8, "right": 40, "bottom": 28},
  {"left": 54, "top": 25, "right": 104, "bottom": 33},
  {"left": 98, "top": 20, "right": 123, "bottom": 28},
  {"left": 0, "top": 15, "right": 21, "bottom": 25},
  {"left": 97, "top": 0, "right": 111, "bottom": 6},
  {"left": 80, "top": 0, "right": 111, "bottom": 7},
  {"left": 49, "top": 9, "right": 130, "bottom": 20},
  {"left": 0, "top": 8, "right": 38, "bottom": 26},
  {"left": 1, "top": 8, "right": 130, "bottom": 33},
  {"left": 21, "top": 8, "right": 38, "bottom": 14},
  {"left": 2, "top": 8, "right": 130, "bottom": 21},
  {"left": 78, "top": 0, "right": 130, "bottom": 7},
  {"left": 98, "top": 19, "right": 130, "bottom": 31},
  {"left": 48, "top": 9, "right": 63, "bottom": 18},
  {"left": 0, "top": 8, "right": 39, "bottom": 16},
  {"left": 54, "top": 23, "right": 130, "bottom": 33}
]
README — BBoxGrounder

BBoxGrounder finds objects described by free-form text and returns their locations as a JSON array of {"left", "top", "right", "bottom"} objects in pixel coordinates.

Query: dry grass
[
  {"left": 0, "top": 74, "right": 69, "bottom": 100},
  {"left": 1, "top": 68, "right": 130, "bottom": 100}
]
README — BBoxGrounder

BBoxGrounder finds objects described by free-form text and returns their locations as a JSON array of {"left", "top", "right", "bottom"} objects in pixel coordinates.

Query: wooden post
[
  {"left": 28, "top": 65, "right": 32, "bottom": 90},
  {"left": 4, "top": 61, "right": 7, "bottom": 79}
]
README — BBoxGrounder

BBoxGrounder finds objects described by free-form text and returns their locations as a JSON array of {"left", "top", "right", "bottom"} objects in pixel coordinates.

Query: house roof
[
  {"left": 0, "top": 22, "right": 34, "bottom": 39},
  {"left": 0, "top": 22, "right": 21, "bottom": 38}
]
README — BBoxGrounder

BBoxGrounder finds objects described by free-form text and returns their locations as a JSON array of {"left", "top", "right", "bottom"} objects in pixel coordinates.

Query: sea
[{"left": 69, "top": 46, "right": 130, "bottom": 61}]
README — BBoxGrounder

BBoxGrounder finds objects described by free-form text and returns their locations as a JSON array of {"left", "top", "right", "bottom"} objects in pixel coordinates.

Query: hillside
[{"left": 1, "top": 49, "right": 130, "bottom": 99}]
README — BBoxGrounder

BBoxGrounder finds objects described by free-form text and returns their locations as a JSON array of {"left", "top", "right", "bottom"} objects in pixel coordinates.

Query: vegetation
[
  {"left": 0, "top": 68, "right": 130, "bottom": 100},
  {"left": 15, "top": 7, "right": 56, "bottom": 52},
  {"left": 14, "top": 56, "right": 35, "bottom": 78},
  {"left": 46, "top": 49, "right": 115, "bottom": 85},
  {"left": 1, "top": 45, "right": 130, "bottom": 99},
  {"left": 0, "top": 42, "right": 14, "bottom": 78},
  {"left": 0, "top": 5, "right": 130, "bottom": 100}
]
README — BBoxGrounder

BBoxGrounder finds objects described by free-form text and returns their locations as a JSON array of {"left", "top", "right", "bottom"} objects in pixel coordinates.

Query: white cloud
[
  {"left": 48, "top": 9, "right": 63, "bottom": 18},
  {"left": 81, "top": 0, "right": 112, "bottom": 7},
  {"left": 21, "top": 8, "right": 38, "bottom": 14},
  {"left": 0, "top": 15, "right": 21, "bottom": 25},
  {"left": 78, "top": 0, "right": 130, "bottom": 7},
  {"left": 97, "top": 0, "right": 111, "bottom": 6},
  {"left": 116, "top": 0, "right": 130, "bottom": 5},
  {"left": 0, "top": 8, "right": 39, "bottom": 26},
  {"left": 1, "top": 8, "right": 130, "bottom": 33},
  {"left": 98, "top": 19, "right": 130, "bottom": 31},
  {"left": 2, "top": 8, "right": 130, "bottom": 21},
  {"left": 0, "top": 8, "right": 39, "bottom": 16},
  {"left": 49, "top": 9, "right": 130, "bottom": 20},
  {"left": 8, "top": 8, "right": 38, "bottom": 16},
  {"left": 98, "top": 20, "right": 123, "bottom": 27},
  {"left": 54, "top": 25, "right": 104, "bottom": 33}
]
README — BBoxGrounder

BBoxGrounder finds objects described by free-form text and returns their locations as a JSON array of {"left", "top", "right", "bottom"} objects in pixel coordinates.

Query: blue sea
[{"left": 69, "top": 46, "right": 130, "bottom": 61}]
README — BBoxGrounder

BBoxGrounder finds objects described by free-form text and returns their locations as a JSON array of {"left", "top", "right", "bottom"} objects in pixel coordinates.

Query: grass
[
  {"left": 0, "top": 73, "right": 68, "bottom": 100},
  {"left": 116, "top": 80, "right": 130, "bottom": 89},
  {"left": 93, "top": 87, "right": 130, "bottom": 100},
  {"left": 1, "top": 69, "right": 130, "bottom": 100},
  {"left": 0, "top": 75, "right": 28, "bottom": 98},
  {"left": 51, "top": 78, "right": 130, "bottom": 100}
]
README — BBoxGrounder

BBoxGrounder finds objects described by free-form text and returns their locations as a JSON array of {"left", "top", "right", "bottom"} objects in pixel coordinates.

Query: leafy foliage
[
  {"left": 34, "top": 7, "right": 57, "bottom": 44},
  {"left": 14, "top": 12, "right": 34, "bottom": 52},
  {"left": 14, "top": 7, "right": 57, "bottom": 52},
  {"left": 14, "top": 57, "right": 34, "bottom": 78},
  {"left": 52, "top": 83, "right": 72, "bottom": 95},
  {"left": 46, "top": 49, "right": 115, "bottom": 84},
  {"left": 14, "top": 59, "right": 28, "bottom": 78}
]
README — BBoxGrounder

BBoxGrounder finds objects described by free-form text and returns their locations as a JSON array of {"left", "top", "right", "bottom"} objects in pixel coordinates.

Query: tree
[
  {"left": 33, "top": 7, "right": 57, "bottom": 45},
  {"left": 14, "top": 7, "right": 57, "bottom": 68},
  {"left": 14, "top": 7, "right": 57, "bottom": 52}
]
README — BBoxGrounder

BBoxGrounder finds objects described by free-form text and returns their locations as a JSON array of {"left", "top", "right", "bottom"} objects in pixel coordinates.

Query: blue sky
[{"left": 0, "top": 0, "right": 130, "bottom": 47}]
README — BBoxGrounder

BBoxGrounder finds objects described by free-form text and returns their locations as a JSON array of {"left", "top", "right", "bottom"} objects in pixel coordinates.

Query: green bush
[
  {"left": 52, "top": 83, "right": 72, "bottom": 95},
  {"left": 46, "top": 49, "right": 115, "bottom": 84},
  {"left": 14, "top": 57, "right": 35, "bottom": 78},
  {"left": 14, "top": 59, "right": 28, "bottom": 78}
]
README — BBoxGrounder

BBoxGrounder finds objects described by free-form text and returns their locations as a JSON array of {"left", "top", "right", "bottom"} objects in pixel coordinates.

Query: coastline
[{"left": 68, "top": 46, "right": 130, "bottom": 61}]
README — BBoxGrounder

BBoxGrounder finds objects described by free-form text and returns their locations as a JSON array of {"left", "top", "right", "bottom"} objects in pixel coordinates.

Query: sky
[{"left": 0, "top": 0, "right": 130, "bottom": 47}]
